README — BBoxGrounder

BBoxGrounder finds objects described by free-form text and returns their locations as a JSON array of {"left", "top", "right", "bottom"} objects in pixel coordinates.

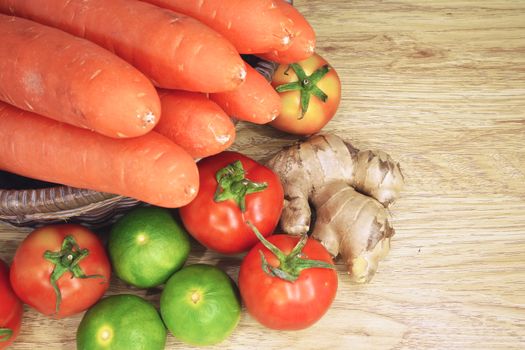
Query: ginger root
[{"left": 267, "top": 134, "right": 404, "bottom": 283}]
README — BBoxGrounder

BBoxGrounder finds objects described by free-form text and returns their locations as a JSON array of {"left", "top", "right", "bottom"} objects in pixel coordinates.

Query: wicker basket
[
  {"left": 0, "top": 56, "right": 280, "bottom": 229},
  {"left": 0, "top": 185, "right": 143, "bottom": 229}
]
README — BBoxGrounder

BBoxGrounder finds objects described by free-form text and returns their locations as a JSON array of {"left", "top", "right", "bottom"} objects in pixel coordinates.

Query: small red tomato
[
  {"left": 238, "top": 226, "right": 338, "bottom": 330},
  {"left": 10, "top": 224, "right": 111, "bottom": 318},
  {"left": 0, "top": 259, "right": 23, "bottom": 350},
  {"left": 271, "top": 52, "right": 341, "bottom": 135},
  {"left": 179, "top": 151, "right": 284, "bottom": 254}
]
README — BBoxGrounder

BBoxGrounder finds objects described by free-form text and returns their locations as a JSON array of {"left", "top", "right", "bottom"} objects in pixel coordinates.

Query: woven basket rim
[
  {"left": 0, "top": 185, "right": 119, "bottom": 216},
  {"left": 0, "top": 193, "right": 118, "bottom": 220}
]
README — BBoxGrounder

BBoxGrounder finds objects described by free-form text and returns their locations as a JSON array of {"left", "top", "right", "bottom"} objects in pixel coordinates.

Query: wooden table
[{"left": 1, "top": 0, "right": 524, "bottom": 349}]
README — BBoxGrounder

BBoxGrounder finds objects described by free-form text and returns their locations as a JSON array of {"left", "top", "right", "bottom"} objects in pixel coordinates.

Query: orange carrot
[
  {"left": 142, "top": 0, "right": 294, "bottom": 54},
  {"left": 0, "top": 102, "right": 199, "bottom": 208},
  {"left": 258, "top": 0, "right": 316, "bottom": 63},
  {"left": 155, "top": 90, "right": 236, "bottom": 159},
  {"left": 0, "top": 0, "right": 246, "bottom": 92},
  {"left": 210, "top": 63, "right": 282, "bottom": 124},
  {"left": 0, "top": 15, "right": 160, "bottom": 138}
]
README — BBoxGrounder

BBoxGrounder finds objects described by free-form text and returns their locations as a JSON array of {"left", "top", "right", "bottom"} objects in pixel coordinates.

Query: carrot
[
  {"left": 258, "top": 0, "right": 316, "bottom": 64},
  {"left": 0, "top": 0, "right": 246, "bottom": 92},
  {"left": 155, "top": 90, "right": 236, "bottom": 159},
  {"left": 0, "top": 102, "right": 199, "bottom": 208},
  {"left": 142, "top": 0, "right": 294, "bottom": 54},
  {"left": 0, "top": 15, "right": 160, "bottom": 138},
  {"left": 210, "top": 63, "right": 282, "bottom": 124}
]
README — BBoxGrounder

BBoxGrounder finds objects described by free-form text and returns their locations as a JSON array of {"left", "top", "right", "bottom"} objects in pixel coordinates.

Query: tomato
[
  {"left": 179, "top": 151, "right": 284, "bottom": 254},
  {"left": 0, "top": 259, "right": 23, "bottom": 350},
  {"left": 10, "top": 224, "right": 111, "bottom": 318},
  {"left": 271, "top": 52, "right": 341, "bottom": 135},
  {"left": 238, "top": 228, "right": 338, "bottom": 330}
]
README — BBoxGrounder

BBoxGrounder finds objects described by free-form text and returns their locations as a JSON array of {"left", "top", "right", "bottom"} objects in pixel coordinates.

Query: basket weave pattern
[{"left": 0, "top": 187, "right": 141, "bottom": 228}]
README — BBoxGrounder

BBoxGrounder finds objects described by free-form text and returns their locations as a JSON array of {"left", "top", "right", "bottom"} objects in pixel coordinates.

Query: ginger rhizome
[{"left": 267, "top": 134, "right": 404, "bottom": 283}]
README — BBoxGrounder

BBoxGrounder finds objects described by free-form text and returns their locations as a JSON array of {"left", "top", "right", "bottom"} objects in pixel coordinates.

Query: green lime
[
  {"left": 108, "top": 206, "right": 190, "bottom": 288},
  {"left": 160, "top": 264, "right": 241, "bottom": 346},
  {"left": 76, "top": 294, "right": 166, "bottom": 350}
]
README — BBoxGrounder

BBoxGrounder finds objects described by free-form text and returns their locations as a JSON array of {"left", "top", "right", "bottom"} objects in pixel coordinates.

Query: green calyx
[
  {"left": 0, "top": 328, "right": 13, "bottom": 342},
  {"left": 247, "top": 222, "right": 335, "bottom": 282},
  {"left": 43, "top": 235, "right": 105, "bottom": 314},
  {"left": 214, "top": 160, "right": 268, "bottom": 212},
  {"left": 275, "top": 63, "right": 331, "bottom": 119}
]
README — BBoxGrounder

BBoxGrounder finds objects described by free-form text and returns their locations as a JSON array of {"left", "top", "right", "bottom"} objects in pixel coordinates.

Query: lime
[
  {"left": 76, "top": 294, "right": 166, "bottom": 350},
  {"left": 108, "top": 206, "right": 190, "bottom": 288},
  {"left": 160, "top": 264, "right": 241, "bottom": 346}
]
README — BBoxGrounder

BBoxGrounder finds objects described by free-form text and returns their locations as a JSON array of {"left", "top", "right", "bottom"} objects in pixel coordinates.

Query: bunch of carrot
[{"left": 0, "top": 0, "right": 316, "bottom": 207}]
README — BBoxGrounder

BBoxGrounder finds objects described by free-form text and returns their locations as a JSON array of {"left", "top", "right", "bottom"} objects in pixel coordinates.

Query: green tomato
[
  {"left": 77, "top": 294, "right": 166, "bottom": 350},
  {"left": 160, "top": 264, "right": 241, "bottom": 346},
  {"left": 108, "top": 206, "right": 190, "bottom": 288}
]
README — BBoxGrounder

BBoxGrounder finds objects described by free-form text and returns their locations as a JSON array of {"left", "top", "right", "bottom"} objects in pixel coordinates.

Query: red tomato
[
  {"left": 179, "top": 151, "right": 284, "bottom": 254},
  {"left": 238, "top": 233, "right": 338, "bottom": 330},
  {"left": 271, "top": 52, "right": 341, "bottom": 135},
  {"left": 10, "top": 224, "right": 111, "bottom": 319},
  {"left": 0, "top": 259, "right": 22, "bottom": 350}
]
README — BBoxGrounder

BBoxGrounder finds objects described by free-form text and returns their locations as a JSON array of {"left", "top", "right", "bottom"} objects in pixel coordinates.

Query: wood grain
[{"left": 1, "top": 0, "right": 524, "bottom": 349}]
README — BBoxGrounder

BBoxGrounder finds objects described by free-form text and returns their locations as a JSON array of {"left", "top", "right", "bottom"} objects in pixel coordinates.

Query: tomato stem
[
  {"left": 247, "top": 222, "right": 335, "bottom": 282},
  {"left": 214, "top": 160, "right": 268, "bottom": 212},
  {"left": 0, "top": 328, "right": 12, "bottom": 342},
  {"left": 43, "top": 235, "right": 105, "bottom": 314},
  {"left": 274, "top": 64, "right": 331, "bottom": 120}
]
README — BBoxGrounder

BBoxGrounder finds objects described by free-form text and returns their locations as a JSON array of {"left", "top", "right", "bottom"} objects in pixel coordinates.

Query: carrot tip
[
  {"left": 207, "top": 123, "right": 232, "bottom": 145},
  {"left": 185, "top": 185, "right": 197, "bottom": 197},
  {"left": 239, "top": 67, "right": 247, "bottom": 81},
  {"left": 216, "top": 134, "right": 232, "bottom": 145},
  {"left": 139, "top": 111, "right": 157, "bottom": 127}
]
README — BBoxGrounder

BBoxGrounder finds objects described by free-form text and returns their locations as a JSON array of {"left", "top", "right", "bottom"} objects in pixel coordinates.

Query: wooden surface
[{"left": 1, "top": 0, "right": 525, "bottom": 349}]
